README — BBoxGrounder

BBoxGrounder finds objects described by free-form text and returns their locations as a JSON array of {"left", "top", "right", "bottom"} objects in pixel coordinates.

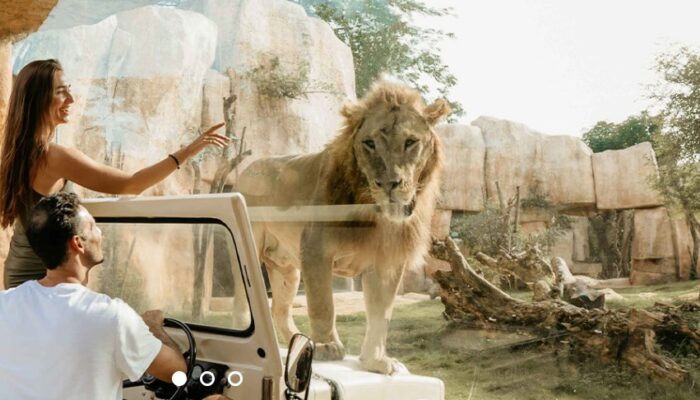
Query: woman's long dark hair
[{"left": 0, "top": 59, "right": 62, "bottom": 228}]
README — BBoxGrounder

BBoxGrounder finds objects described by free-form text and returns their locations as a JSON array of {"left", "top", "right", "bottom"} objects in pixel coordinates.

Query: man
[{"left": 0, "top": 192, "right": 186, "bottom": 399}]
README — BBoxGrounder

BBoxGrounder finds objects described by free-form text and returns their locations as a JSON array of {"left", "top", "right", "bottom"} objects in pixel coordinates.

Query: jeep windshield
[{"left": 88, "top": 218, "right": 252, "bottom": 335}]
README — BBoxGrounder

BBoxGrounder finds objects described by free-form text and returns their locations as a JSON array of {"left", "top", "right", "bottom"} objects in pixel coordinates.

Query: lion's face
[{"left": 352, "top": 103, "right": 443, "bottom": 221}]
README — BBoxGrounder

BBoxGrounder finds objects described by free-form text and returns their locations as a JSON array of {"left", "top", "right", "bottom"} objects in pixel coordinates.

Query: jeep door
[{"left": 84, "top": 193, "right": 282, "bottom": 400}]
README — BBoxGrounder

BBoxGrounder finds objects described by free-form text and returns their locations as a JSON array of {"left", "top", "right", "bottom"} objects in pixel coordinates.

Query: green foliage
[
  {"left": 291, "top": 0, "right": 464, "bottom": 119},
  {"left": 451, "top": 205, "right": 510, "bottom": 256},
  {"left": 652, "top": 47, "right": 700, "bottom": 159},
  {"left": 650, "top": 46, "right": 700, "bottom": 278},
  {"left": 450, "top": 197, "right": 571, "bottom": 257},
  {"left": 582, "top": 111, "right": 662, "bottom": 153},
  {"left": 246, "top": 56, "right": 337, "bottom": 100}
]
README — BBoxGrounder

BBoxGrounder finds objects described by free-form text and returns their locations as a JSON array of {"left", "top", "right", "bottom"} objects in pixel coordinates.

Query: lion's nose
[{"left": 389, "top": 179, "right": 402, "bottom": 190}]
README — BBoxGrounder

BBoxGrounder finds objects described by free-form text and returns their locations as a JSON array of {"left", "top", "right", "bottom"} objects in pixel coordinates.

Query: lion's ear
[
  {"left": 423, "top": 99, "right": 451, "bottom": 125},
  {"left": 341, "top": 102, "right": 365, "bottom": 133}
]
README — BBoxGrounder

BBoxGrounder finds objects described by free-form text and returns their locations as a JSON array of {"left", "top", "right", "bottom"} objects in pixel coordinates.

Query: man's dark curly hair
[{"left": 26, "top": 192, "right": 83, "bottom": 269}]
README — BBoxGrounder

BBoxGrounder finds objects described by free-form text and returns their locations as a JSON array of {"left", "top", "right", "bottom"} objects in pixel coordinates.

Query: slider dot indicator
[
  {"left": 227, "top": 371, "right": 244, "bottom": 387},
  {"left": 172, "top": 371, "right": 187, "bottom": 387},
  {"left": 200, "top": 371, "right": 216, "bottom": 387}
]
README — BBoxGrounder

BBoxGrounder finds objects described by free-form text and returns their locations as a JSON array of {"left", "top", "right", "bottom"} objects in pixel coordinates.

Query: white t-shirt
[{"left": 0, "top": 280, "right": 163, "bottom": 400}]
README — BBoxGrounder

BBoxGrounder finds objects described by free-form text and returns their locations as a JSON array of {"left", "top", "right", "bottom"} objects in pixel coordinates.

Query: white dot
[
  {"left": 227, "top": 370, "right": 244, "bottom": 387},
  {"left": 172, "top": 371, "right": 187, "bottom": 387}
]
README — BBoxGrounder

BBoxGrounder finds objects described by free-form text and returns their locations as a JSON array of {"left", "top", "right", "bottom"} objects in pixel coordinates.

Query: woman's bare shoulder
[{"left": 47, "top": 143, "right": 83, "bottom": 162}]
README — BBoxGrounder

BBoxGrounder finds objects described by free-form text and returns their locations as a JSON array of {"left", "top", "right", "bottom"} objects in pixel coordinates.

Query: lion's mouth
[
  {"left": 403, "top": 197, "right": 416, "bottom": 217},
  {"left": 379, "top": 196, "right": 416, "bottom": 220}
]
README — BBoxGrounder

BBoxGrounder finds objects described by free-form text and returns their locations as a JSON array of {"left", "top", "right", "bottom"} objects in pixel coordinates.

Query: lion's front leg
[
  {"left": 301, "top": 227, "right": 344, "bottom": 361},
  {"left": 268, "top": 263, "right": 301, "bottom": 344},
  {"left": 359, "top": 266, "right": 408, "bottom": 375}
]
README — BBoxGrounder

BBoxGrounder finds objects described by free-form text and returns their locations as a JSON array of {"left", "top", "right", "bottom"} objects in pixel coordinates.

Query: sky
[{"left": 416, "top": 0, "right": 700, "bottom": 136}]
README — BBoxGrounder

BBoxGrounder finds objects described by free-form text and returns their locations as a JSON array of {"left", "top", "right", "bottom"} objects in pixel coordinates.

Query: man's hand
[
  {"left": 141, "top": 310, "right": 181, "bottom": 352},
  {"left": 141, "top": 309, "right": 187, "bottom": 383},
  {"left": 204, "top": 395, "right": 234, "bottom": 400},
  {"left": 142, "top": 310, "right": 164, "bottom": 331}
]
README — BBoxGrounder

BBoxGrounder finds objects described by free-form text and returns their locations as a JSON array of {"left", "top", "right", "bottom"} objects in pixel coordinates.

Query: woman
[{"left": 1, "top": 59, "right": 229, "bottom": 289}]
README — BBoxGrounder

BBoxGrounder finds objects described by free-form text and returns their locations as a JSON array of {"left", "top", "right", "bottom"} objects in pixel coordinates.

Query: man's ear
[
  {"left": 423, "top": 98, "right": 451, "bottom": 125},
  {"left": 68, "top": 236, "right": 84, "bottom": 254}
]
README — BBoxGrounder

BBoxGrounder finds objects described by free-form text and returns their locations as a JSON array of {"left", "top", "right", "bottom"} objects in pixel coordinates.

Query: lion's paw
[
  {"left": 360, "top": 356, "right": 409, "bottom": 375},
  {"left": 314, "top": 342, "right": 345, "bottom": 361}
]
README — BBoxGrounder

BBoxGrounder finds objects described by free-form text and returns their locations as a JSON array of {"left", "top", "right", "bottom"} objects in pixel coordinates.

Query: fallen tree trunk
[
  {"left": 431, "top": 237, "right": 700, "bottom": 383},
  {"left": 476, "top": 248, "right": 605, "bottom": 309},
  {"left": 551, "top": 257, "right": 605, "bottom": 309}
]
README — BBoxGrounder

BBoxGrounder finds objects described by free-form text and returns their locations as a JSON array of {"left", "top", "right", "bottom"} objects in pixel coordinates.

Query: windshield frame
[{"left": 94, "top": 216, "right": 255, "bottom": 338}]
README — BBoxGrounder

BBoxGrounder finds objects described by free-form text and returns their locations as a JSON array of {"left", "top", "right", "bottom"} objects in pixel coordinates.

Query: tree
[
  {"left": 582, "top": 111, "right": 662, "bottom": 153},
  {"left": 651, "top": 47, "right": 700, "bottom": 279},
  {"left": 291, "top": 0, "right": 464, "bottom": 118}
]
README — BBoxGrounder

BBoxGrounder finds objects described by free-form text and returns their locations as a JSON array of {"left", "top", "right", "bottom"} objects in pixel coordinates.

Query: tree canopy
[
  {"left": 291, "top": 0, "right": 464, "bottom": 118},
  {"left": 582, "top": 112, "right": 661, "bottom": 153}
]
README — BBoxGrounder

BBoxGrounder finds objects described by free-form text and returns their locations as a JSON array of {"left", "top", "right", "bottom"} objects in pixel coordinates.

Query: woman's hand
[{"left": 185, "top": 122, "right": 230, "bottom": 156}]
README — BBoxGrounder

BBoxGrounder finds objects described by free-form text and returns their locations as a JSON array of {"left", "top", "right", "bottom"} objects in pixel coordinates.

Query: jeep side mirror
[{"left": 284, "top": 333, "right": 314, "bottom": 400}]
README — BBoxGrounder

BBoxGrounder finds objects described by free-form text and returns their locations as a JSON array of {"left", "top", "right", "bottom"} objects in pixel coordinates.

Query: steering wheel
[{"left": 123, "top": 317, "right": 197, "bottom": 400}]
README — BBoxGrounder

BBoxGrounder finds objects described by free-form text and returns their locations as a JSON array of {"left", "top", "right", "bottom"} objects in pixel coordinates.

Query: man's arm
[{"left": 141, "top": 310, "right": 187, "bottom": 382}]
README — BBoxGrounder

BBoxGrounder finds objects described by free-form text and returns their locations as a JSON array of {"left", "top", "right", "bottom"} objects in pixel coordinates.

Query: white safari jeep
[{"left": 84, "top": 193, "right": 444, "bottom": 400}]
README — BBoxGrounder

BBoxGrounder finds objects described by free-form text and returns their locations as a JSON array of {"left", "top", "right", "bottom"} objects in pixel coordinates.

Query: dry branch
[{"left": 431, "top": 237, "right": 700, "bottom": 383}]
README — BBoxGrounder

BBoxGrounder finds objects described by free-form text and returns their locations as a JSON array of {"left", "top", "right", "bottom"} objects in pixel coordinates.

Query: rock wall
[
  {"left": 473, "top": 116, "right": 596, "bottom": 211},
  {"left": 13, "top": 6, "right": 218, "bottom": 197},
  {"left": 0, "top": 0, "right": 58, "bottom": 39},
  {"left": 183, "top": 0, "right": 356, "bottom": 174},
  {"left": 631, "top": 207, "right": 677, "bottom": 285},
  {"left": 592, "top": 142, "right": 664, "bottom": 210},
  {"left": 436, "top": 124, "right": 485, "bottom": 211},
  {"left": 428, "top": 117, "right": 689, "bottom": 286},
  {"left": 11, "top": 0, "right": 356, "bottom": 188}
]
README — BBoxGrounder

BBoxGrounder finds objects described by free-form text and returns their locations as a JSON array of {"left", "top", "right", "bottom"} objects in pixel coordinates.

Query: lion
[{"left": 238, "top": 81, "right": 449, "bottom": 374}]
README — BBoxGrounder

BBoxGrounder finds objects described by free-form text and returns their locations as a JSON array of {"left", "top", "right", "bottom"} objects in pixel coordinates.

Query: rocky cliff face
[
  {"left": 13, "top": 5, "right": 217, "bottom": 197},
  {"left": 12, "top": 1, "right": 355, "bottom": 193},
  {"left": 431, "top": 117, "right": 692, "bottom": 287}
]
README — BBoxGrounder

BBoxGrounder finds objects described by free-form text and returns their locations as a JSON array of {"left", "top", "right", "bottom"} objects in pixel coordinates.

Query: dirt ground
[{"left": 290, "top": 291, "right": 431, "bottom": 315}]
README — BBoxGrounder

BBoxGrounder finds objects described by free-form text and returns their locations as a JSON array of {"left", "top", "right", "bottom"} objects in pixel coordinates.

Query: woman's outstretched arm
[{"left": 46, "top": 123, "right": 228, "bottom": 195}]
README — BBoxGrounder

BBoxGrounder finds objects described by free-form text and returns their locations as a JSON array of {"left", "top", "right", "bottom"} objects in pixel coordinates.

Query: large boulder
[
  {"left": 183, "top": 0, "right": 356, "bottom": 172},
  {"left": 37, "top": 0, "right": 159, "bottom": 31},
  {"left": 671, "top": 216, "right": 699, "bottom": 280},
  {"left": 631, "top": 207, "right": 677, "bottom": 285},
  {"left": 472, "top": 116, "right": 596, "bottom": 211},
  {"left": 592, "top": 142, "right": 664, "bottom": 210},
  {"left": 541, "top": 135, "right": 596, "bottom": 211},
  {"left": 571, "top": 216, "right": 592, "bottom": 262},
  {"left": 12, "top": 6, "right": 218, "bottom": 197},
  {"left": 0, "top": 0, "right": 58, "bottom": 39},
  {"left": 436, "top": 124, "right": 485, "bottom": 211},
  {"left": 473, "top": 116, "right": 541, "bottom": 205},
  {"left": 431, "top": 209, "right": 452, "bottom": 240},
  {"left": 19, "top": 0, "right": 357, "bottom": 169}
]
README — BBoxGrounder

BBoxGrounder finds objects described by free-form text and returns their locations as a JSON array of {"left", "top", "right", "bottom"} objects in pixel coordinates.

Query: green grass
[{"left": 293, "top": 282, "right": 700, "bottom": 400}]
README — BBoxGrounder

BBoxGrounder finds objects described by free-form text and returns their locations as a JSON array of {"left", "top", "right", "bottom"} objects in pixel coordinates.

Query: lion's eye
[
  {"left": 405, "top": 139, "right": 417, "bottom": 149},
  {"left": 363, "top": 140, "right": 375, "bottom": 151}
]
